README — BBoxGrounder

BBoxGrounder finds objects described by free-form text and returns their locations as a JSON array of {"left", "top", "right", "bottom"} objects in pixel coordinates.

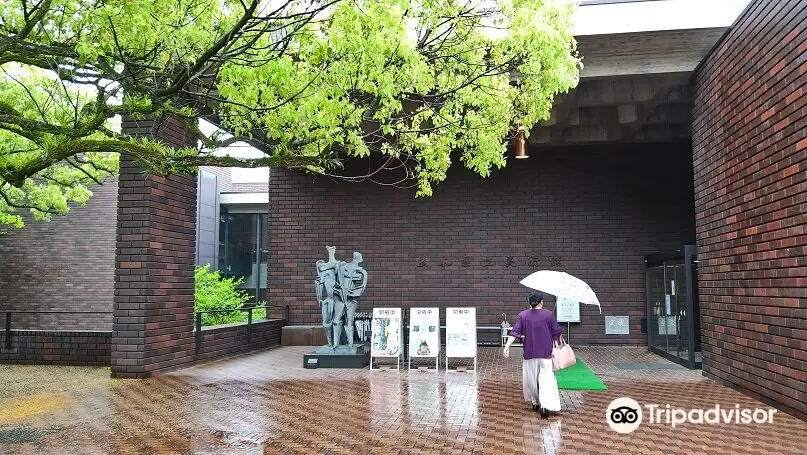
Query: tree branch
[
  {"left": 17, "top": 0, "right": 53, "bottom": 40},
  {"left": 154, "top": 0, "right": 259, "bottom": 98}
]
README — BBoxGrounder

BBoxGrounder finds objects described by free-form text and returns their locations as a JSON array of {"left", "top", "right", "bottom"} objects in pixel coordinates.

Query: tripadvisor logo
[{"left": 606, "top": 397, "right": 778, "bottom": 434}]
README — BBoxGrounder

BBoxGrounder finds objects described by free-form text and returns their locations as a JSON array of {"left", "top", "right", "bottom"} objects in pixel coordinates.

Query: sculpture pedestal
[{"left": 303, "top": 343, "right": 370, "bottom": 369}]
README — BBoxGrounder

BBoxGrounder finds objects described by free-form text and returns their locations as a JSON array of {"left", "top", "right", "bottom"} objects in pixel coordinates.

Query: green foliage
[
  {"left": 194, "top": 264, "right": 265, "bottom": 326},
  {"left": 1, "top": 0, "right": 581, "bottom": 231},
  {"left": 0, "top": 68, "right": 119, "bottom": 231}
]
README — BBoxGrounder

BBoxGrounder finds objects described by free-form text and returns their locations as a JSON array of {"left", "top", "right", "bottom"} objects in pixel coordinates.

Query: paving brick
[{"left": 1, "top": 346, "right": 806, "bottom": 454}]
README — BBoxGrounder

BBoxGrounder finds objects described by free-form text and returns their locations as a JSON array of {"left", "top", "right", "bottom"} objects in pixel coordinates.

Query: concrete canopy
[{"left": 528, "top": 0, "right": 750, "bottom": 146}]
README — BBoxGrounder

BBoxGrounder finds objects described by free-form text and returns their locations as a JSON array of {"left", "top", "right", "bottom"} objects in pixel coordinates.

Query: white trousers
[{"left": 522, "top": 358, "right": 561, "bottom": 411}]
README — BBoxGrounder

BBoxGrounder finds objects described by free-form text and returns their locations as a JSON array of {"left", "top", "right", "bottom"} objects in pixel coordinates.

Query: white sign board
[
  {"left": 446, "top": 307, "right": 477, "bottom": 358},
  {"left": 658, "top": 316, "right": 677, "bottom": 335},
  {"left": 556, "top": 297, "right": 581, "bottom": 322},
  {"left": 409, "top": 308, "right": 440, "bottom": 358},
  {"left": 371, "top": 308, "right": 402, "bottom": 357}
]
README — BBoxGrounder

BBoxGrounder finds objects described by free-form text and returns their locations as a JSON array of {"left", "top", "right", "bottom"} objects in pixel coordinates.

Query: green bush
[{"left": 194, "top": 264, "right": 266, "bottom": 326}]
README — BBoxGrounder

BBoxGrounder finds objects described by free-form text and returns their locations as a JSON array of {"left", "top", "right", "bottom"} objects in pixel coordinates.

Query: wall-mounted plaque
[{"left": 605, "top": 316, "right": 630, "bottom": 335}]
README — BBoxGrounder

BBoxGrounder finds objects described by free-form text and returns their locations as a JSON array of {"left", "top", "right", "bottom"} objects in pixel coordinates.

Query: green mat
[{"left": 555, "top": 358, "right": 608, "bottom": 390}]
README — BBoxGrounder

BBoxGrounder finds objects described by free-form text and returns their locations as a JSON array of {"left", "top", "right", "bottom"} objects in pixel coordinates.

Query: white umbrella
[{"left": 519, "top": 270, "right": 601, "bottom": 313}]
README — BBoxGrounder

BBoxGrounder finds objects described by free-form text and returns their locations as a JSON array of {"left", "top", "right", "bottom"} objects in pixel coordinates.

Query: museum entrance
[{"left": 645, "top": 245, "right": 701, "bottom": 369}]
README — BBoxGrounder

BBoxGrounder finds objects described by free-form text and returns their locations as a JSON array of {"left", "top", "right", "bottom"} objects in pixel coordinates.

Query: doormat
[{"left": 555, "top": 358, "right": 607, "bottom": 391}]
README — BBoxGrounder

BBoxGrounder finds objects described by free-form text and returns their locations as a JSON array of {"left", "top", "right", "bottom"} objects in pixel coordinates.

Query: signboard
[
  {"left": 446, "top": 307, "right": 477, "bottom": 358},
  {"left": 556, "top": 297, "right": 581, "bottom": 323},
  {"left": 409, "top": 308, "right": 440, "bottom": 358},
  {"left": 605, "top": 316, "right": 630, "bottom": 335},
  {"left": 658, "top": 316, "right": 678, "bottom": 335},
  {"left": 371, "top": 308, "right": 402, "bottom": 358}
]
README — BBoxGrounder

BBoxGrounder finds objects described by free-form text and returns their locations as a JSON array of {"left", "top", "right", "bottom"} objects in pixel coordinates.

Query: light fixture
[{"left": 514, "top": 125, "right": 529, "bottom": 159}]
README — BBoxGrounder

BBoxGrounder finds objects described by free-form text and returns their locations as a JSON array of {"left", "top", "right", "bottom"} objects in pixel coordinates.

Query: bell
[{"left": 514, "top": 126, "right": 529, "bottom": 159}]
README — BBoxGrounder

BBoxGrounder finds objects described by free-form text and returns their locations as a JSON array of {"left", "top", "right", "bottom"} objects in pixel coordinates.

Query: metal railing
[
  {"left": 194, "top": 304, "right": 290, "bottom": 354},
  {"left": 3, "top": 310, "right": 114, "bottom": 349}
]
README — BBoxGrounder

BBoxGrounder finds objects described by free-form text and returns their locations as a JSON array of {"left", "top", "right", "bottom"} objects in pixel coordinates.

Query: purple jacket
[{"left": 511, "top": 308, "right": 563, "bottom": 360}]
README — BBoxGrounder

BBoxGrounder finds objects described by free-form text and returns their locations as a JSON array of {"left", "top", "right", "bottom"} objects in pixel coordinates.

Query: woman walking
[{"left": 503, "top": 292, "right": 563, "bottom": 417}]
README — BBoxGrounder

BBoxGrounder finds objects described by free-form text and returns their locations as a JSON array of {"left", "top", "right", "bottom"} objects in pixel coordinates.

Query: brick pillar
[{"left": 112, "top": 116, "right": 197, "bottom": 378}]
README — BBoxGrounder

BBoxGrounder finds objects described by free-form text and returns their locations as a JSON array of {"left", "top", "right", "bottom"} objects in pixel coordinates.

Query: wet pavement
[{"left": 1, "top": 346, "right": 806, "bottom": 454}]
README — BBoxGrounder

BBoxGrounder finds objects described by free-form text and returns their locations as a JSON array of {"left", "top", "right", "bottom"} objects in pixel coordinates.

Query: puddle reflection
[
  {"left": 369, "top": 373, "right": 404, "bottom": 436},
  {"left": 443, "top": 376, "right": 479, "bottom": 429},
  {"left": 522, "top": 419, "right": 563, "bottom": 455},
  {"left": 406, "top": 375, "right": 442, "bottom": 427}
]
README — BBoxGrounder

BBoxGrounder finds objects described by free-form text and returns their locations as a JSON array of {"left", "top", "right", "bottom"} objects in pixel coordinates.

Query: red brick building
[
  {"left": 0, "top": 0, "right": 803, "bottom": 419},
  {"left": 691, "top": 0, "right": 807, "bottom": 419},
  {"left": 268, "top": 142, "right": 696, "bottom": 346}
]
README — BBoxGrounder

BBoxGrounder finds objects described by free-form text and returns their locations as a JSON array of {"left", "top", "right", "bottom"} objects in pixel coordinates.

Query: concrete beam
[{"left": 577, "top": 28, "right": 727, "bottom": 78}]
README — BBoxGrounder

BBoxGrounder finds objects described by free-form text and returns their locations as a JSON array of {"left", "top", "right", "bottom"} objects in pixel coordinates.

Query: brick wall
[
  {"left": 113, "top": 116, "right": 198, "bottom": 378},
  {"left": 692, "top": 0, "right": 807, "bottom": 419},
  {"left": 268, "top": 142, "right": 696, "bottom": 345},
  {"left": 196, "top": 319, "right": 283, "bottom": 361},
  {"left": 0, "top": 320, "right": 283, "bottom": 367},
  {"left": 0, "top": 183, "right": 117, "bottom": 331},
  {"left": 0, "top": 331, "right": 111, "bottom": 366}
]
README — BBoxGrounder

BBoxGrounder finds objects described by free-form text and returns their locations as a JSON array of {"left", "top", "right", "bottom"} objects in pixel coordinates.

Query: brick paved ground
[{"left": 1, "top": 347, "right": 805, "bottom": 454}]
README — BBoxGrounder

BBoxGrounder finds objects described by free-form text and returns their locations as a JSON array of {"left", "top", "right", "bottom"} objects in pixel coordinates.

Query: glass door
[
  {"left": 663, "top": 263, "right": 680, "bottom": 359},
  {"left": 647, "top": 265, "right": 667, "bottom": 353},
  {"left": 673, "top": 263, "right": 689, "bottom": 363},
  {"left": 645, "top": 246, "right": 701, "bottom": 369}
]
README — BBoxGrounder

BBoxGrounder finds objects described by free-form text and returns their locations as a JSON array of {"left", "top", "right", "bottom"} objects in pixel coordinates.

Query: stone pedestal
[{"left": 303, "top": 343, "right": 370, "bottom": 369}]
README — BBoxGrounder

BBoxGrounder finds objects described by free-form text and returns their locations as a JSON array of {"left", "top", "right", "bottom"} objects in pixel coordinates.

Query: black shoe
[
  {"left": 532, "top": 404, "right": 539, "bottom": 412},
  {"left": 539, "top": 407, "right": 549, "bottom": 418}
]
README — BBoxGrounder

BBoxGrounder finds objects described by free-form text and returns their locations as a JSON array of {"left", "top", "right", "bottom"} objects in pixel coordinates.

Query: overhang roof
[
  {"left": 526, "top": 0, "right": 751, "bottom": 145},
  {"left": 574, "top": 0, "right": 750, "bottom": 78}
]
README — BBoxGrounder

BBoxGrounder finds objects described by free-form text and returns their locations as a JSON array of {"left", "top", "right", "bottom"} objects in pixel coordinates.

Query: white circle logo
[{"left": 606, "top": 397, "right": 642, "bottom": 434}]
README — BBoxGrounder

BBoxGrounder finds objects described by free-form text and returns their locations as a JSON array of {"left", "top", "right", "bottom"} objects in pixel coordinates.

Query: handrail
[
  {"left": 194, "top": 304, "right": 285, "bottom": 315},
  {"left": 194, "top": 304, "right": 290, "bottom": 354}
]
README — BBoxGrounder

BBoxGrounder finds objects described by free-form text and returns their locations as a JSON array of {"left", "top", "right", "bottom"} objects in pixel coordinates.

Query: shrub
[{"left": 194, "top": 264, "right": 265, "bottom": 326}]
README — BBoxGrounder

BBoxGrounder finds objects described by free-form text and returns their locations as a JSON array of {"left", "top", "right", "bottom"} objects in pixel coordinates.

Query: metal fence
[{"left": 194, "top": 304, "right": 289, "bottom": 354}]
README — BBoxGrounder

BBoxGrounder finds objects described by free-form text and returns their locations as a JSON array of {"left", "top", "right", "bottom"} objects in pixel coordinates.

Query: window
[{"left": 219, "top": 211, "right": 268, "bottom": 303}]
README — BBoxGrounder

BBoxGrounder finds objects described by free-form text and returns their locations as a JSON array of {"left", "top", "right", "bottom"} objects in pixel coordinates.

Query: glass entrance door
[
  {"left": 645, "top": 246, "right": 701, "bottom": 369},
  {"left": 647, "top": 265, "right": 667, "bottom": 353}
]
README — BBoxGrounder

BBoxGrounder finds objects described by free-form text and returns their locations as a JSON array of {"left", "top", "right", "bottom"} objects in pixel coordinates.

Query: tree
[{"left": 0, "top": 0, "right": 580, "bottom": 231}]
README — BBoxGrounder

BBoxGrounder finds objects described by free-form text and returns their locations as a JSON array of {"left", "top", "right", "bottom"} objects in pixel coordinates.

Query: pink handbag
[{"left": 552, "top": 336, "right": 576, "bottom": 371}]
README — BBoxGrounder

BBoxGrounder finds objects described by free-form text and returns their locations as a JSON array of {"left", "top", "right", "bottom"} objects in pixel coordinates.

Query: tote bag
[{"left": 552, "top": 335, "right": 576, "bottom": 371}]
